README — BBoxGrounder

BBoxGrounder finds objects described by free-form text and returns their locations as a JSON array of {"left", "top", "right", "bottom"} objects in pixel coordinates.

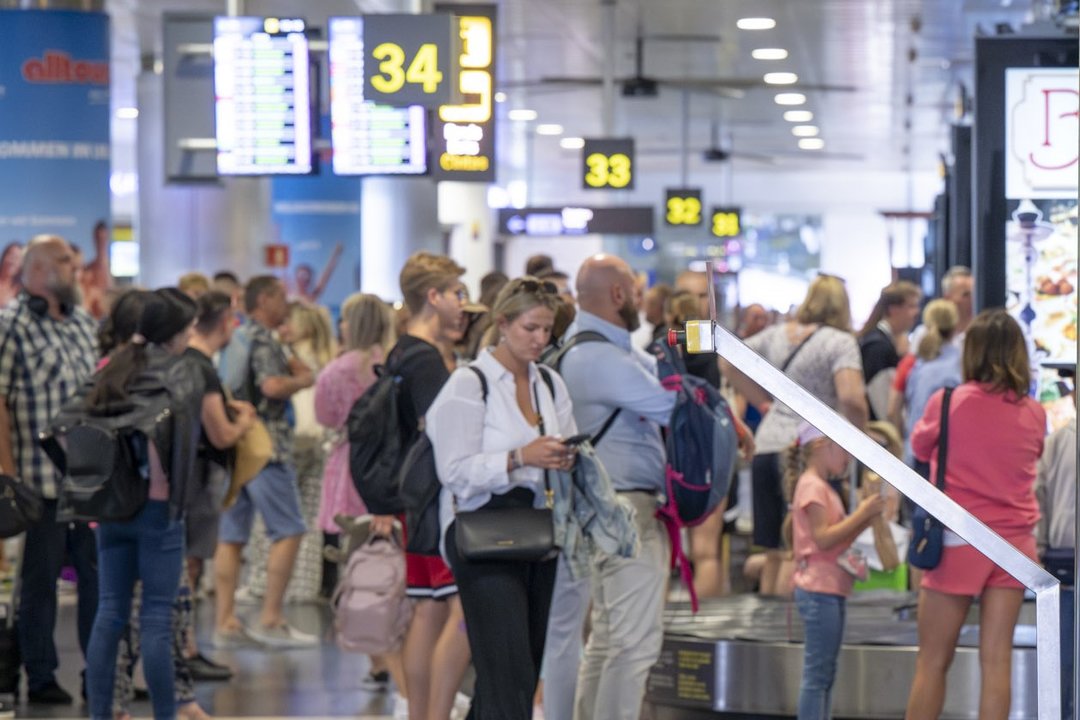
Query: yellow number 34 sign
[
  {"left": 364, "top": 13, "right": 456, "bottom": 108},
  {"left": 582, "top": 138, "right": 635, "bottom": 190}
]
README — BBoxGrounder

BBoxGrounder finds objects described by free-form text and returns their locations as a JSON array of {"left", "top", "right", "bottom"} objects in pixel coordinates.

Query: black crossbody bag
[{"left": 908, "top": 387, "right": 954, "bottom": 570}]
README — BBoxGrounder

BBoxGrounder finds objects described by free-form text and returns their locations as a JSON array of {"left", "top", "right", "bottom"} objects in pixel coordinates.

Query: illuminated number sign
[
  {"left": 711, "top": 207, "right": 743, "bottom": 238},
  {"left": 432, "top": 4, "right": 496, "bottom": 181},
  {"left": 665, "top": 188, "right": 703, "bottom": 226},
  {"left": 582, "top": 138, "right": 634, "bottom": 190},
  {"left": 363, "top": 13, "right": 455, "bottom": 108}
]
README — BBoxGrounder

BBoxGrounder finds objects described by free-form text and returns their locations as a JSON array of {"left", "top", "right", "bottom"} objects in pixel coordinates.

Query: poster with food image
[{"left": 1005, "top": 198, "right": 1078, "bottom": 365}]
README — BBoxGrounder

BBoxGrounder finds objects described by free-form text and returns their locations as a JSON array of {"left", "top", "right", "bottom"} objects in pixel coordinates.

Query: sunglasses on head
[{"left": 514, "top": 279, "right": 559, "bottom": 296}]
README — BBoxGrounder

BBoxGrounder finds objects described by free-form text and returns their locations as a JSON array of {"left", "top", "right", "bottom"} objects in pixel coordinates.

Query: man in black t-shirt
[
  {"left": 379, "top": 252, "right": 468, "bottom": 720},
  {"left": 858, "top": 280, "right": 921, "bottom": 419}
]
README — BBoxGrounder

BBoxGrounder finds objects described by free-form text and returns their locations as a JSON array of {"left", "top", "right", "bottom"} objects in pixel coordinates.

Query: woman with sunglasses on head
[{"left": 425, "top": 277, "right": 577, "bottom": 720}]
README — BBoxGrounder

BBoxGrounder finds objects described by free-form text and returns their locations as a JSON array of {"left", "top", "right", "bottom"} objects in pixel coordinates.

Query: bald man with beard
[{"left": 553, "top": 254, "right": 675, "bottom": 720}]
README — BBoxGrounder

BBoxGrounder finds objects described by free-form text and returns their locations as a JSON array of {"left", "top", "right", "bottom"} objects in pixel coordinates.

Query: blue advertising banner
[
  {"left": 271, "top": 131, "right": 362, "bottom": 320},
  {"left": 0, "top": 10, "right": 111, "bottom": 255}
]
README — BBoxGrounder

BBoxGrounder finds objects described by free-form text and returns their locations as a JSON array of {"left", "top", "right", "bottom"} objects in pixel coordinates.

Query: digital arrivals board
[
  {"left": 329, "top": 17, "right": 427, "bottom": 176},
  {"left": 214, "top": 17, "right": 312, "bottom": 175}
]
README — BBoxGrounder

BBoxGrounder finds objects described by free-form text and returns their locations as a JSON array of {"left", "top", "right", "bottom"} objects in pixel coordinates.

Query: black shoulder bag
[{"left": 908, "top": 386, "right": 954, "bottom": 570}]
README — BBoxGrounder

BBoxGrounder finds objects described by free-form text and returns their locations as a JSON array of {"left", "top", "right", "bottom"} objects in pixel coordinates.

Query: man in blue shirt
[{"left": 559, "top": 254, "right": 676, "bottom": 720}]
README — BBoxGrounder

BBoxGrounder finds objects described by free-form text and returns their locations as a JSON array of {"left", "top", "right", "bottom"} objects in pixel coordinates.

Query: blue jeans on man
[
  {"left": 18, "top": 499, "right": 98, "bottom": 695},
  {"left": 794, "top": 587, "right": 847, "bottom": 720}
]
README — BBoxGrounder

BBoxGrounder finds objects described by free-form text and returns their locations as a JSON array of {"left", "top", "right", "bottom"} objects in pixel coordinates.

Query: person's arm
[
  {"left": 886, "top": 386, "right": 905, "bottom": 435},
  {"left": 834, "top": 368, "right": 869, "bottom": 430},
  {"left": 258, "top": 352, "right": 314, "bottom": 400},
  {"left": 311, "top": 243, "right": 345, "bottom": 302},
  {"left": 863, "top": 475, "right": 899, "bottom": 570},
  {"left": 909, "top": 388, "right": 943, "bottom": 463},
  {"left": 201, "top": 393, "right": 256, "bottom": 450},
  {"left": 805, "top": 493, "right": 884, "bottom": 551},
  {"left": 314, "top": 358, "right": 352, "bottom": 429},
  {"left": 563, "top": 344, "right": 675, "bottom": 426},
  {"left": 719, "top": 359, "right": 772, "bottom": 412},
  {"left": 0, "top": 401, "right": 14, "bottom": 476}
]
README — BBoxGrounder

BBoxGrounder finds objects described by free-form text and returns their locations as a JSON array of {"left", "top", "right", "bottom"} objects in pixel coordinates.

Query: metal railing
[{"left": 683, "top": 317, "right": 1062, "bottom": 719}]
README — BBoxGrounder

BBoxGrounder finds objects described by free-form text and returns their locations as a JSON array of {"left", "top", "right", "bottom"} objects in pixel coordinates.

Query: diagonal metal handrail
[{"left": 689, "top": 319, "right": 1061, "bottom": 719}]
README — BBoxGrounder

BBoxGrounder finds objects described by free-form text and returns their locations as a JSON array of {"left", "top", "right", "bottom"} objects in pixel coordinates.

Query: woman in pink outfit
[
  {"left": 315, "top": 293, "right": 396, "bottom": 534},
  {"left": 906, "top": 310, "right": 1046, "bottom": 720}
]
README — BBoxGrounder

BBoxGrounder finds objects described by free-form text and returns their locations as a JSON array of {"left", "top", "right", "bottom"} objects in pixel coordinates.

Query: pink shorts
[{"left": 921, "top": 533, "right": 1037, "bottom": 596}]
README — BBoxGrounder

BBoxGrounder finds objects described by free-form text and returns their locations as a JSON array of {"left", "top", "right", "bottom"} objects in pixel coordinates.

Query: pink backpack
[{"left": 331, "top": 533, "right": 412, "bottom": 655}]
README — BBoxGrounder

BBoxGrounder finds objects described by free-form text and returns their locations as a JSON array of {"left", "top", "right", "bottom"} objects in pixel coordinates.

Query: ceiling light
[
  {"left": 764, "top": 72, "right": 798, "bottom": 85},
  {"left": 737, "top": 17, "right": 776, "bottom": 30},
  {"left": 792, "top": 125, "right": 819, "bottom": 137},
  {"left": 774, "top": 93, "right": 807, "bottom": 105},
  {"left": 783, "top": 110, "right": 814, "bottom": 122},
  {"left": 536, "top": 124, "right": 564, "bottom": 136},
  {"left": 752, "top": 48, "right": 789, "bottom": 60},
  {"left": 560, "top": 137, "right": 585, "bottom": 150},
  {"left": 494, "top": 91, "right": 507, "bottom": 103},
  {"left": 508, "top": 109, "right": 538, "bottom": 122},
  {"left": 799, "top": 138, "right": 826, "bottom": 150},
  {"left": 116, "top": 107, "right": 139, "bottom": 119}
]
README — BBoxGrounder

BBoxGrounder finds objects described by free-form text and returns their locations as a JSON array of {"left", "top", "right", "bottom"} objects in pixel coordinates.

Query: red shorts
[
  {"left": 398, "top": 514, "right": 457, "bottom": 599},
  {"left": 921, "top": 533, "right": 1037, "bottom": 597}
]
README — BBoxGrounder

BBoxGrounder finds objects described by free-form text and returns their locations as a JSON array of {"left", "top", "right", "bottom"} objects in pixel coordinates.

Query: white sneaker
[
  {"left": 210, "top": 624, "right": 251, "bottom": 648},
  {"left": 450, "top": 691, "right": 472, "bottom": 720},
  {"left": 392, "top": 693, "right": 409, "bottom": 720},
  {"left": 247, "top": 622, "right": 319, "bottom": 648}
]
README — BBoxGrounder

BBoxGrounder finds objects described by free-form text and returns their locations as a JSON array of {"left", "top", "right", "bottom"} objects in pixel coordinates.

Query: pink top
[
  {"left": 792, "top": 472, "right": 853, "bottom": 596},
  {"left": 911, "top": 382, "right": 1044, "bottom": 537},
  {"left": 315, "top": 348, "right": 382, "bottom": 532}
]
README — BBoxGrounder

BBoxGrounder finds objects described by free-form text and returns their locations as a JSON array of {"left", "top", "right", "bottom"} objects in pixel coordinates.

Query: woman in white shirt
[{"left": 427, "top": 277, "right": 578, "bottom": 720}]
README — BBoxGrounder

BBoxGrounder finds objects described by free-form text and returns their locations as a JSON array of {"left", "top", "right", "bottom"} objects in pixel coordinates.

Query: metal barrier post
[{"left": 684, "top": 318, "right": 1062, "bottom": 719}]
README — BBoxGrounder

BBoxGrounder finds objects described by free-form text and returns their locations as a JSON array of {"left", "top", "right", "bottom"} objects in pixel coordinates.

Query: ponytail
[
  {"left": 916, "top": 299, "right": 959, "bottom": 361},
  {"left": 781, "top": 442, "right": 813, "bottom": 550},
  {"left": 87, "top": 342, "right": 149, "bottom": 408}
]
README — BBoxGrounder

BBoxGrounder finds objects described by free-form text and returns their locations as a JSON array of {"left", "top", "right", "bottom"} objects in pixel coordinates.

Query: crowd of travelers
[{"left": 0, "top": 234, "right": 1073, "bottom": 720}]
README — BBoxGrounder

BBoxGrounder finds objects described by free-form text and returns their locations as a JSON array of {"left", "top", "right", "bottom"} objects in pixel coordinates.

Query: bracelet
[{"left": 509, "top": 448, "right": 523, "bottom": 471}]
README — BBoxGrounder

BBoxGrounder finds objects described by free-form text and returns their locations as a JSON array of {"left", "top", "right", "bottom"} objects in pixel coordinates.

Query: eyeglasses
[
  {"left": 446, "top": 287, "right": 468, "bottom": 302},
  {"left": 513, "top": 279, "right": 559, "bottom": 296}
]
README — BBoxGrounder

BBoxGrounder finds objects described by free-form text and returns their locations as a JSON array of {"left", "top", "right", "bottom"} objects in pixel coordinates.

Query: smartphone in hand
[{"left": 562, "top": 433, "right": 592, "bottom": 446}]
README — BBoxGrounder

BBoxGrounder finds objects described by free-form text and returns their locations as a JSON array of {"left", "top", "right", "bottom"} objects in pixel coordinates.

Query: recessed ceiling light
[
  {"left": 752, "top": 48, "right": 789, "bottom": 60},
  {"left": 537, "top": 124, "right": 564, "bottom": 136},
  {"left": 494, "top": 91, "right": 507, "bottom": 103},
  {"left": 764, "top": 72, "right": 798, "bottom": 85},
  {"left": 783, "top": 110, "right": 814, "bottom": 122},
  {"left": 116, "top": 107, "right": 139, "bottom": 119},
  {"left": 737, "top": 17, "right": 776, "bottom": 30},
  {"left": 508, "top": 109, "right": 538, "bottom": 122},
  {"left": 560, "top": 137, "right": 585, "bottom": 150},
  {"left": 799, "top": 138, "right": 826, "bottom": 150},
  {"left": 792, "top": 125, "right": 819, "bottom": 137},
  {"left": 774, "top": 93, "right": 807, "bottom": 106}
]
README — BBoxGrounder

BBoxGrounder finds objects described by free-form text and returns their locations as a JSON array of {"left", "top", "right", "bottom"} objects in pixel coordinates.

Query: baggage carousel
[{"left": 645, "top": 592, "right": 1040, "bottom": 719}]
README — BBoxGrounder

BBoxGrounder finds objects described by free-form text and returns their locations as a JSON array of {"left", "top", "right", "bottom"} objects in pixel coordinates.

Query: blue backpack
[{"left": 646, "top": 338, "right": 738, "bottom": 527}]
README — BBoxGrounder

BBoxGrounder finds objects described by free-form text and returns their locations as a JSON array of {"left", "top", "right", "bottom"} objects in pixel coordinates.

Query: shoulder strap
[
  {"left": 780, "top": 326, "right": 821, "bottom": 372},
  {"left": 536, "top": 365, "right": 555, "bottom": 400},
  {"left": 935, "top": 386, "right": 954, "bottom": 490},
  {"left": 464, "top": 365, "right": 489, "bottom": 403},
  {"left": 545, "top": 330, "right": 611, "bottom": 372}
]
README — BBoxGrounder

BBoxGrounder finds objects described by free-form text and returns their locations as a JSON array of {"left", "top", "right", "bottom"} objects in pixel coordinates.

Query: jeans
[
  {"left": 794, "top": 587, "right": 846, "bottom": 720},
  {"left": 86, "top": 501, "right": 184, "bottom": 720},
  {"left": 18, "top": 498, "right": 98, "bottom": 691},
  {"left": 1062, "top": 586, "right": 1074, "bottom": 720}
]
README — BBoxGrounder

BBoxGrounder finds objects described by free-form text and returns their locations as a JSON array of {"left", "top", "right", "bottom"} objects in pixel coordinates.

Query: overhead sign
[
  {"left": 432, "top": 4, "right": 496, "bottom": 182},
  {"left": 362, "top": 13, "right": 456, "bottom": 108},
  {"left": 497, "top": 206, "right": 654, "bottom": 236},
  {"left": 665, "top": 188, "right": 703, "bottom": 226},
  {"left": 1005, "top": 67, "right": 1078, "bottom": 199},
  {"left": 329, "top": 17, "right": 427, "bottom": 175},
  {"left": 213, "top": 16, "right": 312, "bottom": 175},
  {"left": 582, "top": 138, "right": 634, "bottom": 190},
  {"left": 710, "top": 206, "right": 742, "bottom": 238}
]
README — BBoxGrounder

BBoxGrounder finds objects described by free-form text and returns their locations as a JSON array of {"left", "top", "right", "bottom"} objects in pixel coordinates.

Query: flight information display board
[
  {"left": 329, "top": 17, "right": 427, "bottom": 175},
  {"left": 213, "top": 16, "right": 312, "bottom": 175}
]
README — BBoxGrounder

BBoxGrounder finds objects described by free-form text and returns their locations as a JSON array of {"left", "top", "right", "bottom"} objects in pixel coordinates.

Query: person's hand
[
  {"left": 860, "top": 474, "right": 882, "bottom": 500},
  {"left": 370, "top": 515, "right": 396, "bottom": 538},
  {"left": 855, "top": 493, "right": 886, "bottom": 521},
  {"left": 227, "top": 400, "right": 257, "bottom": 429},
  {"left": 288, "top": 356, "right": 315, "bottom": 388},
  {"left": 521, "top": 436, "right": 577, "bottom": 471}
]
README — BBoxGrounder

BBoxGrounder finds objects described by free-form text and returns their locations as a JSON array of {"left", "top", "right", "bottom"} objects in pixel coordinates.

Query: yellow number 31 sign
[
  {"left": 364, "top": 13, "right": 456, "bottom": 108},
  {"left": 582, "top": 138, "right": 635, "bottom": 190}
]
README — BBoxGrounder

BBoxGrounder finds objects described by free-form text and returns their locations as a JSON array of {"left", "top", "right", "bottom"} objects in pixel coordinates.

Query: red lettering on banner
[
  {"left": 1031, "top": 87, "right": 1079, "bottom": 170},
  {"left": 21, "top": 51, "right": 109, "bottom": 85}
]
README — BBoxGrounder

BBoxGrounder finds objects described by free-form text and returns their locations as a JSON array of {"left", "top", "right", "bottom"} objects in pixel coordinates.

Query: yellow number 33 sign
[
  {"left": 582, "top": 138, "right": 635, "bottom": 190},
  {"left": 364, "top": 13, "right": 455, "bottom": 108}
]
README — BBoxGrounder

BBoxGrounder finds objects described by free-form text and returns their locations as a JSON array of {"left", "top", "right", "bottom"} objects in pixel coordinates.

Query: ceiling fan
[{"left": 500, "top": 29, "right": 857, "bottom": 99}]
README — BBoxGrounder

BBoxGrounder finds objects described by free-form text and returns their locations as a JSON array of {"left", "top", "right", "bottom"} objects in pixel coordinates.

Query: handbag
[
  {"left": 0, "top": 474, "right": 43, "bottom": 538},
  {"left": 223, "top": 418, "right": 272, "bottom": 509},
  {"left": 908, "top": 386, "right": 954, "bottom": 570},
  {"left": 454, "top": 374, "right": 558, "bottom": 563}
]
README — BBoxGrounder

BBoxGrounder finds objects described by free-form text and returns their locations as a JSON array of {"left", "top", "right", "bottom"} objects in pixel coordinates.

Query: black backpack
[
  {"left": 347, "top": 343, "right": 432, "bottom": 515},
  {"left": 401, "top": 364, "right": 556, "bottom": 556}
]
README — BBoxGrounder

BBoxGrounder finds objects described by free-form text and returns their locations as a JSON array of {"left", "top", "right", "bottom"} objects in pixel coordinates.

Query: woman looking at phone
[{"left": 426, "top": 277, "right": 577, "bottom": 719}]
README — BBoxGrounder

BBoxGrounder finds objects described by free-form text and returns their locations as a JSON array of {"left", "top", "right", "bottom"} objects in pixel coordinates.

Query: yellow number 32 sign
[
  {"left": 364, "top": 13, "right": 455, "bottom": 108},
  {"left": 582, "top": 138, "right": 635, "bottom": 190}
]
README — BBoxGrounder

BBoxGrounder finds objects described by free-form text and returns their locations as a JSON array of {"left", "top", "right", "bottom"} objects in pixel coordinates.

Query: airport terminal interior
[{"left": 0, "top": 0, "right": 1077, "bottom": 719}]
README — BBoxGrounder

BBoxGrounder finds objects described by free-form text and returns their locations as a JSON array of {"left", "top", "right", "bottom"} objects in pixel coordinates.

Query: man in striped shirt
[{"left": 0, "top": 235, "right": 99, "bottom": 705}]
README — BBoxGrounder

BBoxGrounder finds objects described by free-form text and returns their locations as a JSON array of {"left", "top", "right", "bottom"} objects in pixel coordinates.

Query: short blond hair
[
  {"left": 796, "top": 275, "right": 852, "bottom": 331},
  {"left": 178, "top": 272, "right": 210, "bottom": 299},
  {"left": 399, "top": 252, "right": 465, "bottom": 315}
]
